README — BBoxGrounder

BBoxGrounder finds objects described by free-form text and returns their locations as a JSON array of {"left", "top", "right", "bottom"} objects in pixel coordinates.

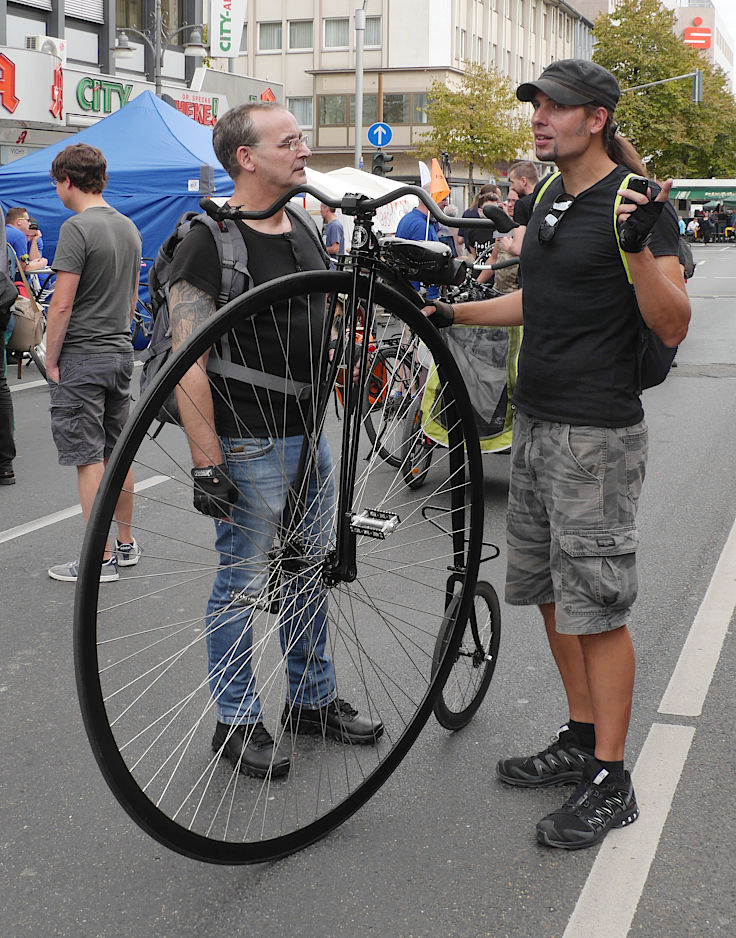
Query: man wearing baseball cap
[{"left": 426, "top": 60, "right": 690, "bottom": 850}]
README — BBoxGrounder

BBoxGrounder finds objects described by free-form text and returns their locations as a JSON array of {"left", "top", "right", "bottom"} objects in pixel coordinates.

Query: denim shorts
[
  {"left": 49, "top": 351, "right": 133, "bottom": 466},
  {"left": 505, "top": 410, "right": 648, "bottom": 635}
]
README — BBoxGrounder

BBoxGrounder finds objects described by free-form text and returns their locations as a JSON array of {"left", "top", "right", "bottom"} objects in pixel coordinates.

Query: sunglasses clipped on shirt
[{"left": 538, "top": 193, "right": 576, "bottom": 244}]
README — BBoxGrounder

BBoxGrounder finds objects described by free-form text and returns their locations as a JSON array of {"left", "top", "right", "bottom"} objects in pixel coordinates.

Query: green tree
[
  {"left": 416, "top": 63, "right": 532, "bottom": 187},
  {"left": 593, "top": 0, "right": 736, "bottom": 178}
]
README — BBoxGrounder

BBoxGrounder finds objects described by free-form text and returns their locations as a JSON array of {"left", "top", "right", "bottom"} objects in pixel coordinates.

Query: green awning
[{"left": 672, "top": 188, "right": 736, "bottom": 201}]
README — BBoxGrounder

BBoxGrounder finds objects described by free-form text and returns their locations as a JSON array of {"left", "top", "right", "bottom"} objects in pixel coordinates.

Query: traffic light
[
  {"left": 692, "top": 69, "right": 703, "bottom": 104},
  {"left": 371, "top": 149, "right": 394, "bottom": 176}
]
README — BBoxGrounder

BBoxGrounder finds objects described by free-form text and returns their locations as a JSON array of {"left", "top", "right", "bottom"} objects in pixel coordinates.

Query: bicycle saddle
[{"left": 379, "top": 237, "right": 466, "bottom": 286}]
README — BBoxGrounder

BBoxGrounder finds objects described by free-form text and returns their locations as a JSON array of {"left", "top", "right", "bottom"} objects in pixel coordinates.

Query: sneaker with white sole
[
  {"left": 536, "top": 761, "right": 639, "bottom": 850},
  {"left": 115, "top": 538, "right": 141, "bottom": 567},
  {"left": 48, "top": 556, "right": 119, "bottom": 582}
]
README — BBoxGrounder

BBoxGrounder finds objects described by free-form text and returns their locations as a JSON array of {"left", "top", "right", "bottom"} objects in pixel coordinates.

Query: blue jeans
[{"left": 206, "top": 432, "right": 337, "bottom": 724}]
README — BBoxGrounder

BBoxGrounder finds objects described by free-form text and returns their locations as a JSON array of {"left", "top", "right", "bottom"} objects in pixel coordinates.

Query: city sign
[
  {"left": 210, "top": 0, "right": 247, "bottom": 58},
  {"left": 367, "top": 122, "right": 392, "bottom": 148}
]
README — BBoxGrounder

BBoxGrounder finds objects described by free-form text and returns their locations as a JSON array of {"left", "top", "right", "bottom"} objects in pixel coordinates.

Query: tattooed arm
[{"left": 170, "top": 279, "right": 222, "bottom": 468}]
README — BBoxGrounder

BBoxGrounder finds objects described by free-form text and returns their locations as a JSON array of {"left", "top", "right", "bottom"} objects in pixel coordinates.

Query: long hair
[{"left": 586, "top": 104, "right": 646, "bottom": 176}]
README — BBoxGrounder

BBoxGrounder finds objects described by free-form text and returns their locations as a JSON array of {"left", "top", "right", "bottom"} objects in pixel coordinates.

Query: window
[
  {"left": 240, "top": 23, "right": 248, "bottom": 53},
  {"left": 288, "top": 96, "right": 313, "bottom": 128},
  {"left": 349, "top": 94, "right": 378, "bottom": 125},
  {"left": 259, "top": 21, "right": 282, "bottom": 52},
  {"left": 365, "top": 15, "right": 381, "bottom": 46},
  {"left": 116, "top": 0, "right": 142, "bottom": 29},
  {"left": 456, "top": 27, "right": 466, "bottom": 59},
  {"left": 383, "top": 93, "right": 410, "bottom": 125},
  {"left": 413, "top": 92, "right": 429, "bottom": 125},
  {"left": 319, "top": 95, "right": 347, "bottom": 125},
  {"left": 325, "top": 17, "right": 349, "bottom": 49},
  {"left": 288, "top": 20, "right": 313, "bottom": 51}
]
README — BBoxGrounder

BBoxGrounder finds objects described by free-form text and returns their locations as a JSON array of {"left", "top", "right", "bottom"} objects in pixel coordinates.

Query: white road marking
[
  {"left": 659, "top": 512, "right": 736, "bottom": 716},
  {"left": 562, "top": 724, "right": 695, "bottom": 938},
  {"left": 564, "top": 513, "right": 736, "bottom": 936},
  {"left": 0, "top": 475, "right": 169, "bottom": 545},
  {"left": 10, "top": 377, "right": 47, "bottom": 392}
]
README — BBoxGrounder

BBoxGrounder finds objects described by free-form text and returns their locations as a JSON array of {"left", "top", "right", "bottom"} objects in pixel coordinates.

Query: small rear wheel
[{"left": 432, "top": 581, "right": 500, "bottom": 731}]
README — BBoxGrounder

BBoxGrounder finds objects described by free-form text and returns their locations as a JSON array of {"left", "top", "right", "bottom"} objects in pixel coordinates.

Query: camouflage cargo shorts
[{"left": 505, "top": 409, "right": 648, "bottom": 635}]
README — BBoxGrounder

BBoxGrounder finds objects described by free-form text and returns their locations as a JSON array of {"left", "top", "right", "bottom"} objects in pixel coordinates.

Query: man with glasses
[
  {"left": 426, "top": 59, "right": 690, "bottom": 850},
  {"left": 5, "top": 206, "right": 47, "bottom": 273},
  {"left": 169, "top": 102, "right": 383, "bottom": 781}
]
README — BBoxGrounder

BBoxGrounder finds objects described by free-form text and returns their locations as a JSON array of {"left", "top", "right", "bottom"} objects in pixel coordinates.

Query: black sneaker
[
  {"left": 536, "top": 762, "right": 639, "bottom": 850},
  {"left": 282, "top": 698, "right": 384, "bottom": 745},
  {"left": 212, "top": 721, "right": 290, "bottom": 779},
  {"left": 496, "top": 724, "right": 595, "bottom": 788}
]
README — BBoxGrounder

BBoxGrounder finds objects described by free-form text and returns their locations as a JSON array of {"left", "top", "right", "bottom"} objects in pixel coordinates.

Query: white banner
[{"left": 210, "top": 0, "right": 247, "bottom": 58}]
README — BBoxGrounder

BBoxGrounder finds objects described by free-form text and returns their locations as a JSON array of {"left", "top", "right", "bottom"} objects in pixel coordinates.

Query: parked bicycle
[{"left": 74, "top": 184, "right": 502, "bottom": 864}]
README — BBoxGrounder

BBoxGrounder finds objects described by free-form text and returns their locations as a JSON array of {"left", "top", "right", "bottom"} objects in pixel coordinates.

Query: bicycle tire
[
  {"left": 432, "top": 581, "right": 501, "bottom": 731},
  {"left": 29, "top": 334, "right": 47, "bottom": 380},
  {"left": 400, "top": 395, "right": 435, "bottom": 489},
  {"left": 74, "top": 269, "right": 483, "bottom": 864},
  {"left": 362, "top": 343, "right": 420, "bottom": 468}
]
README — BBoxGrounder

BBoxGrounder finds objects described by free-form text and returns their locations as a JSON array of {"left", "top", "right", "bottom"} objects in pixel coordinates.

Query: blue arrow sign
[{"left": 367, "top": 122, "right": 393, "bottom": 148}]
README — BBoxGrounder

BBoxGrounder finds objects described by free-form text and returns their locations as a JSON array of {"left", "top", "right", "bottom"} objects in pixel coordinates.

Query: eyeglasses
[
  {"left": 538, "top": 193, "right": 576, "bottom": 244},
  {"left": 249, "top": 134, "right": 310, "bottom": 152}
]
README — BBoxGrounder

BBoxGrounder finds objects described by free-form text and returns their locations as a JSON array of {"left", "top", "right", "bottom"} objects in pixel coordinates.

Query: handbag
[
  {"left": 0, "top": 269, "right": 19, "bottom": 333},
  {"left": 6, "top": 248, "right": 44, "bottom": 352}
]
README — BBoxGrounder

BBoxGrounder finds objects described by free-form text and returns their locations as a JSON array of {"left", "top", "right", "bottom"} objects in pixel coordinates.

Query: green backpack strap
[
  {"left": 532, "top": 170, "right": 562, "bottom": 210},
  {"left": 613, "top": 171, "right": 636, "bottom": 285}
]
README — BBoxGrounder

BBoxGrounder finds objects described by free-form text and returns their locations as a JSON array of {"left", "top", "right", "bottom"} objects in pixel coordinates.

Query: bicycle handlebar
[{"left": 200, "top": 184, "right": 499, "bottom": 232}]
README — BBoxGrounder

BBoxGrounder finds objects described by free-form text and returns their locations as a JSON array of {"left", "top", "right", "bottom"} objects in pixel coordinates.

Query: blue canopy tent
[{"left": 0, "top": 91, "right": 233, "bottom": 283}]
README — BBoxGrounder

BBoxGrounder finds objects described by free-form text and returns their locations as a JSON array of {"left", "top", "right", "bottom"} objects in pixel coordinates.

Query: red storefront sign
[{"left": 684, "top": 17, "right": 712, "bottom": 49}]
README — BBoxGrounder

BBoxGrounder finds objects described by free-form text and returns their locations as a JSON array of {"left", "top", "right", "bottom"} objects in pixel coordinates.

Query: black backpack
[{"left": 140, "top": 204, "right": 328, "bottom": 426}]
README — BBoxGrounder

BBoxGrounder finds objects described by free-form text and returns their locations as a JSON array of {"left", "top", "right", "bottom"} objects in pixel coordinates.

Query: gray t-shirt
[{"left": 52, "top": 204, "right": 141, "bottom": 353}]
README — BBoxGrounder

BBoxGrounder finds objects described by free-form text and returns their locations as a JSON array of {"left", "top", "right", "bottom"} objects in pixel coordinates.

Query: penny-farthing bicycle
[{"left": 74, "top": 185, "right": 501, "bottom": 864}]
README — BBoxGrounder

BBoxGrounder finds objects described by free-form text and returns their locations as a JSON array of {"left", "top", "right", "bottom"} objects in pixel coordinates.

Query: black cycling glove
[
  {"left": 618, "top": 198, "right": 666, "bottom": 253},
  {"left": 191, "top": 463, "right": 238, "bottom": 518},
  {"left": 425, "top": 299, "right": 455, "bottom": 329}
]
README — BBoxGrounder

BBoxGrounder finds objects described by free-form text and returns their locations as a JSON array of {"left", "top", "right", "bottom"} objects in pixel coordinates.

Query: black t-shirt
[
  {"left": 513, "top": 192, "right": 533, "bottom": 226},
  {"left": 514, "top": 165, "right": 680, "bottom": 428},
  {"left": 169, "top": 212, "right": 328, "bottom": 437}
]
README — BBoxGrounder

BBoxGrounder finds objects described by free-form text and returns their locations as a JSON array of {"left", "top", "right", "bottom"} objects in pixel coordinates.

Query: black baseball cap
[{"left": 517, "top": 59, "right": 620, "bottom": 113}]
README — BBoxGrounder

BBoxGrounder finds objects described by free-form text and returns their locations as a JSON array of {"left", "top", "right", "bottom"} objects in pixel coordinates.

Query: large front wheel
[{"left": 74, "top": 270, "right": 483, "bottom": 864}]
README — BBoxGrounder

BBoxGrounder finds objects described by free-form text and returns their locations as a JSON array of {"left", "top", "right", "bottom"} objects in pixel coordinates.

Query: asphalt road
[{"left": 1, "top": 241, "right": 735, "bottom": 938}]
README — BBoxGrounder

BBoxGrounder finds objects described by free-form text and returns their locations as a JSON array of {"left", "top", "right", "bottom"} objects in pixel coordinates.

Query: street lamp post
[{"left": 113, "top": 0, "right": 207, "bottom": 98}]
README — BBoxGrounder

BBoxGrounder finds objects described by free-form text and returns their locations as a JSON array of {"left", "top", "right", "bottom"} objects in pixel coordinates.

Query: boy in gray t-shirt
[{"left": 45, "top": 143, "right": 142, "bottom": 584}]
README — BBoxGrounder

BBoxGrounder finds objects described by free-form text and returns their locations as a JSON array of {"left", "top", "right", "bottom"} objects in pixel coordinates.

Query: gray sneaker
[
  {"left": 48, "top": 556, "right": 119, "bottom": 582},
  {"left": 115, "top": 538, "right": 141, "bottom": 567}
]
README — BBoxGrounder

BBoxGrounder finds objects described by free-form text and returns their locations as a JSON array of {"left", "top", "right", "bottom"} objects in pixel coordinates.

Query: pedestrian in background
[
  {"left": 45, "top": 143, "right": 142, "bottom": 583},
  {"left": 320, "top": 202, "right": 344, "bottom": 268},
  {"left": 0, "top": 205, "right": 16, "bottom": 485}
]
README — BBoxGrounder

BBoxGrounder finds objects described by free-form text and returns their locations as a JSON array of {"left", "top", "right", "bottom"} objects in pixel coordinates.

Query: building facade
[
  {"left": 0, "top": 0, "right": 595, "bottom": 186},
  {"left": 214, "top": 0, "right": 593, "bottom": 180}
]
